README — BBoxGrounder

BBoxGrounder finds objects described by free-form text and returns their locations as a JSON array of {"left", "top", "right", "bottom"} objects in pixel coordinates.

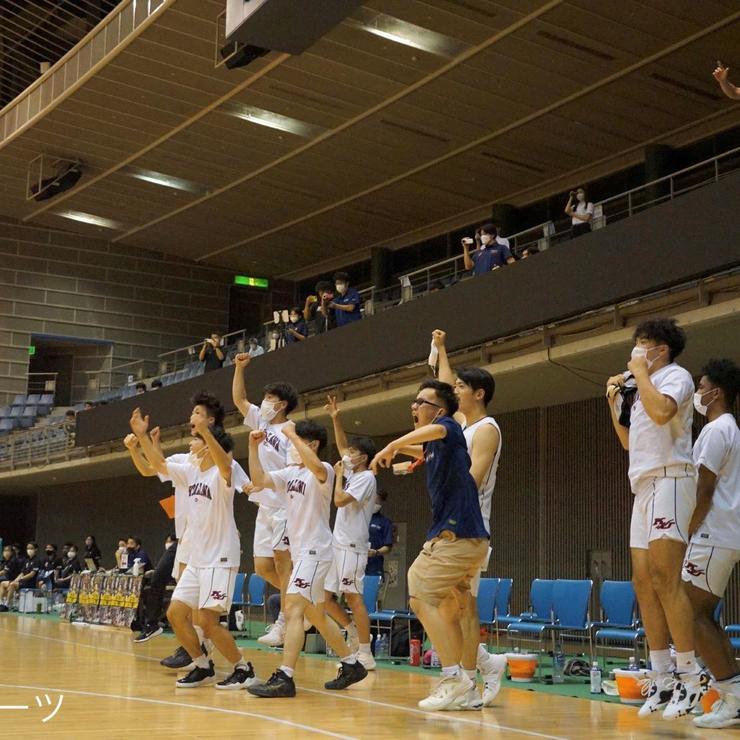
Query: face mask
[
  {"left": 287, "top": 444, "right": 303, "bottom": 465},
  {"left": 631, "top": 345, "right": 660, "bottom": 369},
  {"left": 45, "top": 551, "right": 54, "bottom": 557},
  {"left": 127, "top": 546, "right": 135, "bottom": 553},
  {"left": 693, "top": 390, "right": 717, "bottom": 416},
  {"left": 68, "top": 551, "right": 76, "bottom": 559},
  {"left": 480, "top": 234, "right": 492, "bottom": 246},
  {"left": 336, "top": 283, "right": 347, "bottom": 295},
  {"left": 259, "top": 399, "right": 280, "bottom": 423},
  {"left": 27, "top": 549, "right": 36, "bottom": 557},
  {"left": 341, "top": 454, "right": 356, "bottom": 473},
  {"left": 289, "top": 315, "right": 299, "bottom": 323},
  {"left": 372, "top": 504, "right": 382, "bottom": 514}
]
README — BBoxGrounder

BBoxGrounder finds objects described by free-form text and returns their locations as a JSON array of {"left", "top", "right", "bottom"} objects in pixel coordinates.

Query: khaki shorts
[{"left": 407, "top": 534, "right": 488, "bottom": 607}]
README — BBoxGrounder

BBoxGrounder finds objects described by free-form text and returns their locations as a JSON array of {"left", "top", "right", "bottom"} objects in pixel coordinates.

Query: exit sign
[
  {"left": 234, "top": 275, "right": 269, "bottom": 289},
  {"left": 28, "top": 345, "right": 36, "bottom": 356}
]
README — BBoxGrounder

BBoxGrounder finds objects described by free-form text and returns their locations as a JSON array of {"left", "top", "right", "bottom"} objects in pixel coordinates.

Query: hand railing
[{"left": 0, "top": 419, "right": 77, "bottom": 470}]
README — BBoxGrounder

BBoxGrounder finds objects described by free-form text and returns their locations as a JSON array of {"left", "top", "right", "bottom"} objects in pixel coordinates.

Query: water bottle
[
  {"left": 627, "top": 656, "right": 638, "bottom": 671},
  {"left": 552, "top": 643, "right": 565, "bottom": 684},
  {"left": 375, "top": 633, "right": 389, "bottom": 660},
  {"left": 590, "top": 661, "right": 602, "bottom": 694},
  {"left": 430, "top": 646, "right": 441, "bottom": 668}
]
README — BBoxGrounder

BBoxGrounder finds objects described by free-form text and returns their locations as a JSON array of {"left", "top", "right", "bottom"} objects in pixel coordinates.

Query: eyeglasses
[{"left": 411, "top": 398, "right": 443, "bottom": 409}]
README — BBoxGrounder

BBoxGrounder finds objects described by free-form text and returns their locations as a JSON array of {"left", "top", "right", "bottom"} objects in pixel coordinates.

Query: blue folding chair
[
  {"left": 243, "top": 573, "right": 266, "bottom": 637},
  {"left": 230, "top": 572, "right": 247, "bottom": 629},
  {"left": 725, "top": 624, "right": 740, "bottom": 651},
  {"left": 592, "top": 580, "right": 640, "bottom": 667},
  {"left": 477, "top": 577, "right": 499, "bottom": 648}
]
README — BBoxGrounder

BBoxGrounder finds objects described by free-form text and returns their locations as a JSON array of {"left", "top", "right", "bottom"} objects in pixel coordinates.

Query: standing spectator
[
  {"left": 54, "top": 545, "right": 82, "bottom": 589},
  {"left": 247, "top": 337, "right": 265, "bottom": 358},
  {"left": 0, "top": 542, "right": 42, "bottom": 611},
  {"left": 125, "top": 536, "right": 152, "bottom": 572},
  {"left": 134, "top": 534, "right": 178, "bottom": 643},
  {"left": 565, "top": 187, "right": 594, "bottom": 238},
  {"left": 331, "top": 272, "right": 362, "bottom": 327},
  {"left": 462, "top": 224, "right": 514, "bottom": 275},
  {"left": 713, "top": 61, "right": 740, "bottom": 100},
  {"left": 366, "top": 491, "right": 393, "bottom": 578},
  {"left": 135, "top": 382, "right": 147, "bottom": 395},
  {"left": 303, "top": 281, "right": 336, "bottom": 335},
  {"left": 84, "top": 535, "right": 102, "bottom": 569},
  {"left": 285, "top": 307, "right": 308, "bottom": 344},
  {"left": 199, "top": 332, "right": 225, "bottom": 372},
  {"left": 37, "top": 544, "right": 61, "bottom": 590}
]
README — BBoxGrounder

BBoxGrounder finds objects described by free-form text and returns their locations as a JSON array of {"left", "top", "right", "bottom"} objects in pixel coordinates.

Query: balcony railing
[{"left": 0, "top": 419, "right": 78, "bottom": 470}]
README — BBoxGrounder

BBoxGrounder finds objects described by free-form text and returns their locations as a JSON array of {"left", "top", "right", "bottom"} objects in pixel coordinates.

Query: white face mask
[
  {"left": 289, "top": 315, "right": 299, "bottom": 323},
  {"left": 372, "top": 504, "right": 382, "bottom": 514},
  {"left": 631, "top": 345, "right": 660, "bottom": 370},
  {"left": 336, "top": 283, "right": 348, "bottom": 295},
  {"left": 259, "top": 399, "right": 280, "bottom": 423},
  {"left": 27, "top": 549, "right": 36, "bottom": 557},
  {"left": 693, "top": 390, "right": 717, "bottom": 417},
  {"left": 287, "top": 444, "right": 303, "bottom": 465},
  {"left": 341, "top": 454, "right": 354, "bottom": 472},
  {"left": 480, "top": 234, "right": 492, "bottom": 246}
]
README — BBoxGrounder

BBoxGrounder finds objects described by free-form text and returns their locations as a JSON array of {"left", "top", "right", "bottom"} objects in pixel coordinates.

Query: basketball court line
[
  {"left": 1, "top": 623, "right": 571, "bottom": 739},
  {"left": 0, "top": 683, "right": 357, "bottom": 739}
]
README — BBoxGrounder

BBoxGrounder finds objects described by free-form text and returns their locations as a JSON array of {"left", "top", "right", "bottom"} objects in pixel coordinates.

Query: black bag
[{"left": 390, "top": 618, "right": 424, "bottom": 657}]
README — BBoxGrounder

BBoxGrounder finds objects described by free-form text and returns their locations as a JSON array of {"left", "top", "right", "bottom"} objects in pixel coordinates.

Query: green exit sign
[
  {"left": 28, "top": 345, "right": 36, "bottom": 356},
  {"left": 234, "top": 275, "right": 269, "bottom": 289}
]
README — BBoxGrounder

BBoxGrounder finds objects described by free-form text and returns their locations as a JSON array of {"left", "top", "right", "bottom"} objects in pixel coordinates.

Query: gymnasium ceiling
[{"left": 1, "top": 0, "right": 739, "bottom": 280}]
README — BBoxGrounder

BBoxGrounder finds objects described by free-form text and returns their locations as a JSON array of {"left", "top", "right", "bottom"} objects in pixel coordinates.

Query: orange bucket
[
  {"left": 506, "top": 653, "right": 538, "bottom": 682},
  {"left": 701, "top": 688, "right": 720, "bottom": 714},
  {"left": 614, "top": 669, "right": 649, "bottom": 704}
]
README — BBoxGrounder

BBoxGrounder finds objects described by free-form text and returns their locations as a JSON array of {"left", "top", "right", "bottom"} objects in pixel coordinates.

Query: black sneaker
[
  {"left": 216, "top": 663, "right": 260, "bottom": 691},
  {"left": 134, "top": 625, "right": 163, "bottom": 643},
  {"left": 160, "top": 645, "right": 190, "bottom": 669},
  {"left": 324, "top": 660, "right": 368, "bottom": 690},
  {"left": 176, "top": 660, "right": 215, "bottom": 688},
  {"left": 247, "top": 670, "right": 296, "bottom": 698},
  {"left": 0, "top": 605, "right": 8, "bottom": 613}
]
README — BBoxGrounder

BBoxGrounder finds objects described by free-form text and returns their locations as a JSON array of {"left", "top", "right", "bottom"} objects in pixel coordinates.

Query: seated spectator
[
  {"left": 151, "top": 378, "right": 163, "bottom": 390},
  {"left": 285, "top": 307, "right": 308, "bottom": 343},
  {"left": 521, "top": 246, "right": 540, "bottom": 259},
  {"left": 83, "top": 401, "right": 96, "bottom": 410},
  {"left": 303, "top": 280, "right": 336, "bottom": 334},
  {"left": 37, "top": 544, "right": 61, "bottom": 590},
  {"left": 331, "top": 272, "right": 362, "bottom": 326},
  {"left": 0, "top": 544, "right": 20, "bottom": 584},
  {"left": 83, "top": 535, "right": 102, "bottom": 569},
  {"left": 54, "top": 545, "right": 81, "bottom": 589},
  {"left": 198, "top": 332, "right": 225, "bottom": 372},
  {"left": 565, "top": 187, "right": 593, "bottom": 237},
  {"left": 0, "top": 542, "right": 42, "bottom": 611},
  {"left": 247, "top": 337, "right": 265, "bottom": 358},
  {"left": 135, "top": 382, "right": 147, "bottom": 395},
  {"left": 133, "top": 534, "right": 177, "bottom": 643},
  {"left": 366, "top": 491, "right": 394, "bottom": 578},
  {"left": 125, "top": 536, "right": 152, "bottom": 573},
  {"left": 114, "top": 538, "right": 128, "bottom": 569},
  {"left": 61, "top": 542, "right": 74, "bottom": 559},
  {"left": 713, "top": 61, "right": 740, "bottom": 100},
  {"left": 462, "top": 223, "right": 515, "bottom": 275},
  {"left": 64, "top": 410, "right": 76, "bottom": 421}
]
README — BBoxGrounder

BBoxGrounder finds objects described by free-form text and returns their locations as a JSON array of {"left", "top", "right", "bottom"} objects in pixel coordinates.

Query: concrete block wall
[{"left": 0, "top": 219, "right": 233, "bottom": 405}]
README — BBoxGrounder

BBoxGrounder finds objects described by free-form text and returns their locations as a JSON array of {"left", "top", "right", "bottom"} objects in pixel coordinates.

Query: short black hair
[
  {"left": 194, "top": 424, "right": 234, "bottom": 454},
  {"left": 703, "top": 358, "right": 740, "bottom": 406},
  {"left": 333, "top": 271, "right": 350, "bottom": 283},
  {"left": 456, "top": 367, "right": 496, "bottom": 406},
  {"left": 289, "top": 306, "right": 302, "bottom": 315},
  {"left": 191, "top": 390, "right": 225, "bottom": 426},
  {"left": 135, "top": 382, "right": 147, "bottom": 391},
  {"left": 128, "top": 536, "right": 142, "bottom": 547},
  {"left": 377, "top": 490, "right": 389, "bottom": 503},
  {"left": 151, "top": 379, "right": 163, "bottom": 388},
  {"left": 295, "top": 419, "right": 328, "bottom": 453},
  {"left": 263, "top": 382, "right": 298, "bottom": 414},
  {"left": 315, "top": 280, "right": 333, "bottom": 294},
  {"left": 45, "top": 544, "right": 57, "bottom": 551},
  {"left": 64, "top": 409, "right": 76, "bottom": 417},
  {"left": 419, "top": 379, "right": 459, "bottom": 416},
  {"left": 348, "top": 435, "right": 376, "bottom": 463},
  {"left": 480, "top": 223, "right": 499, "bottom": 235},
  {"left": 634, "top": 318, "right": 686, "bottom": 361}
]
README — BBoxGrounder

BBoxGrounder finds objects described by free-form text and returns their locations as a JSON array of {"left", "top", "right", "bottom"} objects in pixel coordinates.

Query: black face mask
[
  {"left": 127, "top": 546, "right": 135, "bottom": 552},
  {"left": 46, "top": 551, "right": 54, "bottom": 557}
]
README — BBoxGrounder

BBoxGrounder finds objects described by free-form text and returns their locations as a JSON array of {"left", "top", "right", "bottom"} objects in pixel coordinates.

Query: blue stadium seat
[
  {"left": 592, "top": 580, "right": 640, "bottom": 666},
  {"left": 11, "top": 394, "right": 27, "bottom": 406},
  {"left": 477, "top": 577, "right": 499, "bottom": 648},
  {"left": 27, "top": 394, "right": 41, "bottom": 404}
]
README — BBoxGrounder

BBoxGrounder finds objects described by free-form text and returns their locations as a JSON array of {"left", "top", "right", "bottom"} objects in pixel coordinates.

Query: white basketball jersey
[{"left": 462, "top": 416, "right": 501, "bottom": 536}]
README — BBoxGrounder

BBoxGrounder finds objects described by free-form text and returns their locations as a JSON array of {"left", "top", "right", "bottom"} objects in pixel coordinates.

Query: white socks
[
  {"left": 675, "top": 651, "right": 699, "bottom": 675},
  {"left": 194, "top": 655, "right": 210, "bottom": 669},
  {"left": 649, "top": 649, "right": 674, "bottom": 674},
  {"left": 279, "top": 664, "right": 294, "bottom": 678},
  {"left": 441, "top": 665, "right": 461, "bottom": 678},
  {"left": 343, "top": 652, "right": 358, "bottom": 664}
]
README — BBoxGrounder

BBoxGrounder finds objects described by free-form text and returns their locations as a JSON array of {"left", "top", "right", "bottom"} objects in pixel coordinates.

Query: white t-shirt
[
  {"left": 270, "top": 462, "right": 335, "bottom": 560},
  {"left": 242, "top": 404, "right": 290, "bottom": 509},
  {"left": 166, "top": 459, "right": 241, "bottom": 568},
  {"left": 332, "top": 469, "right": 377, "bottom": 551},
  {"left": 463, "top": 416, "right": 502, "bottom": 536},
  {"left": 628, "top": 363, "right": 695, "bottom": 488},
  {"left": 232, "top": 461, "right": 251, "bottom": 494},
  {"left": 691, "top": 413, "right": 740, "bottom": 549},
  {"left": 572, "top": 200, "right": 594, "bottom": 225},
  {"left": 157, "top": 453, "right": 190, "bottom": 539}
]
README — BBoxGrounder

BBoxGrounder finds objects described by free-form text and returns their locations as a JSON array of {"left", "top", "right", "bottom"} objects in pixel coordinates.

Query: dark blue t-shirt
[
  {"left": 471, "top": 243, "right": 512, "bottom": 275},
  {"left": 285, "top": 318, "right": 308, "bottom": 343},
  {"left": 333, "top": 288, "right": 362, "bottom": 326},
  {"left": 366, "top": 513, "right": 393, "bottom": 576},
  {"left": 423, "top": 416, "right": 489, "bottom": 540}
]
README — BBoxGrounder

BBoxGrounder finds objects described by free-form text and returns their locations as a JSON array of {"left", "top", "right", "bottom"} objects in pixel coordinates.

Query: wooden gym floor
[{"left": 0, "top": 615, "right": 721, "bottom": 739}]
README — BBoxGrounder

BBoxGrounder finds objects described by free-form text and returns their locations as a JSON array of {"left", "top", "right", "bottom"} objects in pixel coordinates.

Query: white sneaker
[
  {"left": 444, "top": 686, "right": 483, "bottom": 711},
  {"left": 693, "top": 692, "right": 740, "bottom": 729},
  {"left": 357, "top": 651, "right": 376, "bottom": 671},
  {"left": 478, "top": 647, "right": 508, "bottom": 706},
  {"left": 418, "top": 673, "right": 472, "bottom": 711},
  {"left": 257, "top": 621, "right": 285, "bottom": 647},
  {"left": 663, "top": 670, "right": 708, "bottom": 720},
  {"left": 637, "top": 671, "right": 674, "bottom": 718},
  {"left": 346, "top": 622, "right": 360, "bottom": 652}
]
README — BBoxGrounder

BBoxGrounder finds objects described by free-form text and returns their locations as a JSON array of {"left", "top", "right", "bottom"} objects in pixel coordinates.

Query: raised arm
[
  {"left": 191, "top": 411, "right": 231, "bottom": 484},
  {"left": 714, "top": 63, "right": 740, "bottom": 100},
  {"left": 325, "top": 395, "right": 350, "bottom": 457},
  {"left": 123, "top": 433, "right": 157, "bottom": 477},
  {"left": 231, "top": 352, "right": 252, "bottom": 417},
  {"left": 371, "top": 423, "right": 446, "bottom": 473},
  {"left": 198, "top": 341, "right": 208, "bottom": 362},
  {"left": 284, "top": 421, "right": 327, "bottom": 482},
  {"left": 432, "top": 329, "right": 454, "bottom": 386},
  {"left": 248, "top": 430, "right": 275, "bottom": 490},
  {"left": 130, "top": 408, "right": 169, "bottom": 476},
  {"left": 462, "top": 239, "right": 475, "bottom": 271}
]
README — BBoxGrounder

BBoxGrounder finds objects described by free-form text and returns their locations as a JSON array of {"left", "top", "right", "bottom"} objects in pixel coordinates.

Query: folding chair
[
  {"left": 243, "top": 573, "right": 266, "bottom": 637},
  {"left": 592, "top": 580, "right": 640, "bottom": 668},
  {"left": 476, "top": 577, "right": 499, "bottom": 648},
  {"left": 493, "top": 577, "right": 514, "bottom": 648}
]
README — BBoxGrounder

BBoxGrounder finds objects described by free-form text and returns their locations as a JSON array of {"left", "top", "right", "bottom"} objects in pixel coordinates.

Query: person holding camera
[
  {"left": 303, "top": 281, "right": 336, "bottom": 334},
  {"left": 606, "top": 318, "right": 703, "bottom": 720},
  {"left": 199, "top": 332, "right": 225, "bottom": 372},
  {"left": 564, "top": 187, "right": 593, "bottom": 238},
  {"left": 462, "top": 223, "right": 514, "bottom": 276}
]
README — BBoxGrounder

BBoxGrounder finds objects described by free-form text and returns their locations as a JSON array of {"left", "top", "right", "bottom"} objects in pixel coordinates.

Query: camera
[
  {"left": 616, "top": 373, "right": 638, "bottom": 427},
  {"left": 462, "top": 237, "right": 474, "bottom": 245}
]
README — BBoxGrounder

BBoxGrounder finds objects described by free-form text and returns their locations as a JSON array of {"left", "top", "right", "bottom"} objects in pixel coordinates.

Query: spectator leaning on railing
[
  {"left": 285, "top": 307, "right": 309, "bottom": 343},
  {"left": 462, "top": 223, "right": 514, "bottom": 275},
  {"left": 565, "top": 187, "right": 593, "bottom": 238},
  {"left": 330, "top": 272, "right": 362, "bottom": 327},
  {"left": 199, "top": 332, "right": 225, "bottom": 372},
  {"left": 304, "top": 280, "right": 337, "bottom": 334},
  {"left": 248, "top": 336, "right": 265, "bottom": 358}
]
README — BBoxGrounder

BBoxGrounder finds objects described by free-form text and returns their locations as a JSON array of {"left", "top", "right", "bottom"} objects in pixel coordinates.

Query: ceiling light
[
  {"left": 222, "top": 103, "right": 324, "bottom": 138},
  {"left": 125, "top": 167, "right": 209, "bottom": 194},
  {"left": 348, "top": 9, "right": 469, "bottom": 57},
  {"left": 55, "top": 210, "right": 123, "bottom": 230}
]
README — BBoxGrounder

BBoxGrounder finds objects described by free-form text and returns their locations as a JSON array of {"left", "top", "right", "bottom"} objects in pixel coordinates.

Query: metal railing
[
  {"left": 0, "top": 419, "right": 78, "bottom": 470},
  {"left": 26, "top": 372, "right": 58, "bottom": 395},
  {"left": 0, "top": 0, "right": 168, "bottom": 145}
]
